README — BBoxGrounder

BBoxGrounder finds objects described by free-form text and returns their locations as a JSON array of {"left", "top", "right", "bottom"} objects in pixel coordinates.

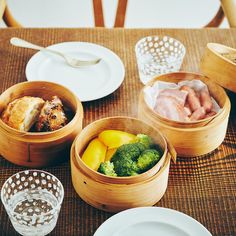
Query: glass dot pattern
[
  {"left": 135, "top": 35, "right": 186, "bottom": 83},
  {"left": 1, "top": 170, "right": 64, "bottom": 236}
]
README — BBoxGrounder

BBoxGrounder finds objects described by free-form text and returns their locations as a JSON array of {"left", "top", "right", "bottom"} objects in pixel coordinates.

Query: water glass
[
  {"left": 1, "top": 170, "right": 64, "bottom": 236},
  {"left": 135, "top": 35, "right": 186, "bottom": 84}
]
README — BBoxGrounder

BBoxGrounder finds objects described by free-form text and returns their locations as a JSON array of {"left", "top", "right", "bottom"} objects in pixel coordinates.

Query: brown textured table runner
[{"left": 0, "top": 28, "right": 235, "bottom": 236}]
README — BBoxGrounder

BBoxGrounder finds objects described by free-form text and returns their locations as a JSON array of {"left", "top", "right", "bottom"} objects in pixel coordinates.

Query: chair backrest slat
[
  {"left": 114, "top": 0, "right": 127, "bottom": 27},
  {"left": 93, "top": 0, "right": 104, "bottom": 27}
]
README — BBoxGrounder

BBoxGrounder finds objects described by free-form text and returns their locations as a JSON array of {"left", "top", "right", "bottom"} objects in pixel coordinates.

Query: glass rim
[
  {"left": 0, "top": 169, "right": 64, "bottom": 219},
  {"left": 135, "top": 35, "right": 186, "bottom": 54}
]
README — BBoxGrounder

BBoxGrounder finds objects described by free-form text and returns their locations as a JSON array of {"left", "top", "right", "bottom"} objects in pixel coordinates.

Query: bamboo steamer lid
[
  {"left": 0, "top": 81, "right": 83, "bottom": 167},
  {"left": 138, "top": 72, "right": 231, "bottom": 157},
  {"left": 71, "top": 116, "right": 176, "bottom": 212},
  {"left": 200, "top": 43, "right": 236, "bottom": 93}
]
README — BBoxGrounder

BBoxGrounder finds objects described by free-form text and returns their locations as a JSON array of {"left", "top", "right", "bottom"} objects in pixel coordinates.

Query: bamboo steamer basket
[
  {"left": 71, "top": 116, "right": 176, "bottom": 212},
  {"left": 138, "top": 72, "right": 231, "bottom": 157},
  {"left": 0, "top": 81, "right": 83, "bottom": 167},
  {"left": 200, "top": 43, "right": 236, "bottom": 93}
]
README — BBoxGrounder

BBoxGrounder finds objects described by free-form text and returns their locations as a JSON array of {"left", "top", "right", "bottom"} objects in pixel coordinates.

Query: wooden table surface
[{"left": 0, "top": 28, "right": 235, "bottom": 236}]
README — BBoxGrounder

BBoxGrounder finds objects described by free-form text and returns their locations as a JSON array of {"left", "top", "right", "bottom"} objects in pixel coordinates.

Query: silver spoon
[{"left": 10, "top": 37, "right": 101, "bottom": 67}]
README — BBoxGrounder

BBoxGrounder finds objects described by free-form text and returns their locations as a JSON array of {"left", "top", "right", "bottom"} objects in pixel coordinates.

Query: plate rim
[
  {"left": 93, "top": 207, "right": 212, "bottom": 236},
  {"left": 25, "top": 41, "right": 125, "bottom": 102}
]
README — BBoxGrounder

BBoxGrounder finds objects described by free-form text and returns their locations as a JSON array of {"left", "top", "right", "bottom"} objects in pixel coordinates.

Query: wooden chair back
[
  {"left": 2, "top": 0, "right": 104, "bottom": 27},
  {"left": 114, "top": 0, "right": 227, "bottom": 28},
  {"left": 0, "top": 0, "right": 6, "bottom": 21},
  {"left": 221, "top": 0, "right": 236, "bottom": 27}
]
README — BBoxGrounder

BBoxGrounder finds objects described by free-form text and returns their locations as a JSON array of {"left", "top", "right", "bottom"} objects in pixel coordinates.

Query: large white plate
[
  {"left": 94, "top": 207, "right": 212, "bottom": 236},
  {"left": 26, "top": 42, "right": 125, "bottom": 102}
]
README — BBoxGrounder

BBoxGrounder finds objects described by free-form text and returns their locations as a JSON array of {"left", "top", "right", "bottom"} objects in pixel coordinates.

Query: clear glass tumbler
[
  {"left": 1, "top": 170, "right": 64, "bottom": 236},
  {"left": 135, "top": 35, "right": 186, "bottom": 84}
]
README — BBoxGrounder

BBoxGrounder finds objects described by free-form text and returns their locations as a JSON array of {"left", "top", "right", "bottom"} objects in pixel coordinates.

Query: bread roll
[{"left": 1, "top": 96, "right": 45, "bottom": 131}]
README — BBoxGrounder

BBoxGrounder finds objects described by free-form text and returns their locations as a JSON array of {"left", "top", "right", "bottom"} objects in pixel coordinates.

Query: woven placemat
[{"left": 0, "top": 28, "right": 235, "bottom": 236}]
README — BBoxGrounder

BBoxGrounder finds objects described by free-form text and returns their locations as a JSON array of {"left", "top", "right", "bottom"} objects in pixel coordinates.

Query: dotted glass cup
[
  {"left": 135, "top": 35, "right": 186, "bottom": 84},
  {"left": 1, "top": 170, "right": 64, "bottom": 236}
]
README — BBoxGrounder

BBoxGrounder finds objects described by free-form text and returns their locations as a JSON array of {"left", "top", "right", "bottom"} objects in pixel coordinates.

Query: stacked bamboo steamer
[
  {"left": 200, "top": 43, "right": 236, "bottom": 93},
  {"left": 138, "top": 72, "right": 231, "bottom": 157},
  {"left": 71, "top": 117, "right": 176, "bottom": 212},
  {"left": 0, "top": 81, "right": 83, "bottom": 167}
]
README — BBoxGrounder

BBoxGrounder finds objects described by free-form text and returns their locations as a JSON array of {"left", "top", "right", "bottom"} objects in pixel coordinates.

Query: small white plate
[
  {"left": 26, "top": 42, "right": 125, "bottom": 102},
  {"left": 94, "top": 207, "right": 212, "bottom": 236}
]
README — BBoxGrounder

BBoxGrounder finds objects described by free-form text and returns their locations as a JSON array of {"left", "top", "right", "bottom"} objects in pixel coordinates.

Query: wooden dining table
[{"left": 0, "top": 27, "right": 235, "bottom": 236}]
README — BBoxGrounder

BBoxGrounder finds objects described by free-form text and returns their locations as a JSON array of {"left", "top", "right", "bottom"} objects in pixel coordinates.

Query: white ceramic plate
[
  {"left": 94, "top": 207, "right": 212, "bottom": 236},
  {"left": 26, "top": 42, "right": 125, "bottom": 102}
]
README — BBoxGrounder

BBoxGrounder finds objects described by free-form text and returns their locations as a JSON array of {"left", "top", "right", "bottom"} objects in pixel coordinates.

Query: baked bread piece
[
  {"left": 35, "top": 96, "right": 67, "bottom": 132},
  {"left": 1, "top": 96, "right": 45, "bottom": 131}
]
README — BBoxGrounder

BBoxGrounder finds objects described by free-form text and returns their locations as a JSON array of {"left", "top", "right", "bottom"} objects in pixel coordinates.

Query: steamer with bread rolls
[
  {"left": 138, "top": 72, "right": 231, "bottom": 157},
  {"left": 0, "top": 81, "right": 83, "bottom": 167}
]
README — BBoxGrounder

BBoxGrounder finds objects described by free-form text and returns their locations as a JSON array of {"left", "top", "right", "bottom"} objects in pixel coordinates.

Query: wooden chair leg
[{"left": 93, "top": 0, "right": 104, "bottom": 27}]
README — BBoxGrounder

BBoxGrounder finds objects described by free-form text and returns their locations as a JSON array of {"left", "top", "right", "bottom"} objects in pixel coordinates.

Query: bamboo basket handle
[{"left": 166, "top": 138, "right": 177, "bottom": 163}]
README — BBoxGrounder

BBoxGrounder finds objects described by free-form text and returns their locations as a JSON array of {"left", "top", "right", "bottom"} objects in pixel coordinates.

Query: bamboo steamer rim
[
  {"left": 140, "top": 91, "right": 230, "bottom": 131},
  {"left": 0, "top": 81, "right": 84, "bottom": 142},
  {"left": 71, "top": 142, "right": 172, "bottom": 186},
  {"left": 141, "top": 94, "right": 230, "bottom": 132},
  {"left": 207, "top": 43, "right": 236, "bottom": 66},
  {"left": 140, "top": 90, "right": 218, "bottom": 127},
  {"left": 73, "top": 116, "right": 175, "bottom": 184},
  {"left": 143, "top": 98, "right": 230, "bottom": 132},
  {"left": 140, "top": 71, "right": 230, "bottom": 131},
  {"left": 144, "top": 71, "right": 226, "bottom": 124},
  {"left": 74, "top": 116, "right": 168, "bottom": 183}
]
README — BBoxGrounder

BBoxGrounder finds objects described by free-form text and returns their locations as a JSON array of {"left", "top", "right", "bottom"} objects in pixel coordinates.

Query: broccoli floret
[
  {"left": 111, "top": 143, "right": 145, "bottom": 176},
  {"left": 113, "top": 157, "right": 138, "bottom": 176},
  {"left": 135, "top": 134, "right": 153, "bottom": 149},
  {"left": 106, "top": 137, "right": 161, "bottom": 177},
  {"left": 137, "top": 149, "right": 161, "bottom": 173},
  {"left": 112, "top": 143, "right": 146, "bottom": 161},
  {"left": 98, "top": 161, "right": 117, "bottom": 177}
]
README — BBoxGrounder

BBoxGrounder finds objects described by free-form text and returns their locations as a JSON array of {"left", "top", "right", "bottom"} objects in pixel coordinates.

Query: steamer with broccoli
[
  {"left": 72, "top": 117, "right": 176, "bottom": 212},
  {"left": 81, "top": 130, "right": 162, "bottom": 177}
]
